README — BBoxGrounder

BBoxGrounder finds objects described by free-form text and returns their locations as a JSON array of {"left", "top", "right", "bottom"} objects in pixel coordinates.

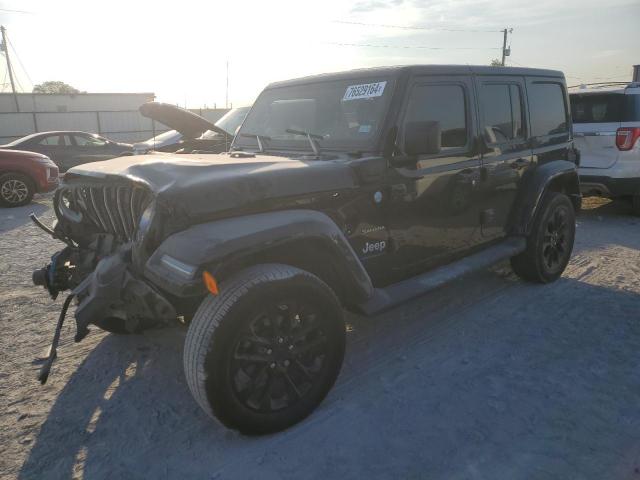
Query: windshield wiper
[
  {"left": 240, "top": 133, "right": 271, "bottom": 153},
  {"left": 285, "top": 129, "right": 325, "bottom": 157}
]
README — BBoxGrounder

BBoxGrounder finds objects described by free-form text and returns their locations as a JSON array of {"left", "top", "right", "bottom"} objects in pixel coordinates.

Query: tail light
[{"left": 616, "top": 127, "right": 640, "bottom": 151}]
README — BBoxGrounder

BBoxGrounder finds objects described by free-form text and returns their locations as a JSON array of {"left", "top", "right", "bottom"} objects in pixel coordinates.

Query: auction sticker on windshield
[{"left": 343, "top": 81, "right": 387, "bottom": 101}]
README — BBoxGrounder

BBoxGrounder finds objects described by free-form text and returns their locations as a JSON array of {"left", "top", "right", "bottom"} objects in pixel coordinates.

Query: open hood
[{"left": 139, "top": 102, "right": 226, "bottom": 139}]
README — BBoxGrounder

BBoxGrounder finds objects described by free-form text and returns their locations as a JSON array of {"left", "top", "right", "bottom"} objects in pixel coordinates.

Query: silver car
[{"left": 570, "top": 80, "right": 640, "bottom": 214}]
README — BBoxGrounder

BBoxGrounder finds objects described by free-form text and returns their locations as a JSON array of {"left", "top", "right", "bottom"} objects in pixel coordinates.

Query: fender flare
[
  {"left": 509, "top": 160, "right": 580, "bottom": 236},
  {"left": 144, "top": 209, "right": 374, "bottom": 302}
]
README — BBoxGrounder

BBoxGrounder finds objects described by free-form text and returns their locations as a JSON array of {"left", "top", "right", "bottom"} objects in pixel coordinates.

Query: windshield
[
  {"left": 203, "top": 106, "right": 251, "bottom": 138},
  {"left": 141, "top": 130, "right": 181, "bottom": 146},
  {"left": 234, "top": 77, "right": 395, "bottom": 152}
]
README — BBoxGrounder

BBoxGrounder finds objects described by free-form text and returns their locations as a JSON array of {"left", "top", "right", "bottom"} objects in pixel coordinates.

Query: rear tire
[
  {"left": 0, "top": 173, "right": 34, "bottom": 207},
  {"left": 511, "top": 191, "right": 575, "bottom": 283},
  {"left": 184, "top": 264, "right": 346, "bottom": 435}
]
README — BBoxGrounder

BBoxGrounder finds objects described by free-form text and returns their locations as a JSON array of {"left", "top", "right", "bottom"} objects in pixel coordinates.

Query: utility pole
[
  {"left": 501, "top": 28, "right": 512, "bottom": 66},
  {"left": 0, "top": 26, "right": 20, "bottom": 112}
]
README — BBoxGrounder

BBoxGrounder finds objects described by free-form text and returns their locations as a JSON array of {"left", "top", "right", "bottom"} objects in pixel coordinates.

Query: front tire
[
  {"left": 0, "top": 173, "right": 34, "bottom": 207},
  {"left": 184, "top": 264, "right": 346, "bottom": 434},
  {"left": 511, "top": 191, "right": 575, "bottom": 283}
]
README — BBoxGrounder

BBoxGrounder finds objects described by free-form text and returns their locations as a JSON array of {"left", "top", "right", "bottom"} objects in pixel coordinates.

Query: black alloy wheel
[{"left": 229, "top": 300, "right": 330, "bottom": 413}]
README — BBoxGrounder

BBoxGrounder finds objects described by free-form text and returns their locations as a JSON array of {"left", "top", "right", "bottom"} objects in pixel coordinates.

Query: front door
[
  {"left": 475, "top": 75, "right": 532, "bottom": 239},
  {"left": 384, "top": 75, "right": 484, "bottom": 281}
]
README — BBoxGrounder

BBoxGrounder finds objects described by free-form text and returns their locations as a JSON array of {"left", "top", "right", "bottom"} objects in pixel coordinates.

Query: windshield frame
[
  {"left": 232, "top": 74, "right": 398, "bottom": 154},
  {"left": 207, "top": 106, "right": 251, "bottom": 137}
]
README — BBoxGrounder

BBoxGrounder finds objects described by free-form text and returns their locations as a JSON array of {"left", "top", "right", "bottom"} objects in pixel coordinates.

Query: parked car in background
[
  {"left": 132, "top": 130, "right": 183, "bottom": 155},
  {"left": 138, "top": 103, "right": 250, "bottom": 154},
  {"left": 0, "top": 131, "right": 132, "bottom": 172},
  {"left": 0, "top": 149, "right": 59, "bottom": 207},
  {"left": 570, "top": 81, "right": 640, "bottom": 213}
]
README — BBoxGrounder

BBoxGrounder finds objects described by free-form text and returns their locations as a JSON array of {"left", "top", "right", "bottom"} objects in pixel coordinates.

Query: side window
[
  {"left": 74, "top": 134, "right": 106, "bottom": 147},
  {"left": 479, "top": 83, "right": 524, "bottom": 144},
  {"left": 570, "top": 94, "right": 622, "bottom": 123},
  {"left": 404, "top": 84, "right": 468, "bottom": 151},
  {"left": 38, "top": 135, "right": 63, "bottom": 146},
  {"left": 528, "top": 82, "right": 568, "bottom": 137}
]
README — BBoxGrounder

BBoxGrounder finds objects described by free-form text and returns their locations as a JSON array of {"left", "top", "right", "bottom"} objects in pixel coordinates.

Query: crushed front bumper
[
  {"left": 72, "top": 251, "right": 177, "bottom": 339},
  {"left": 33, "top": 246, "right": 177, "bottom": 340}
]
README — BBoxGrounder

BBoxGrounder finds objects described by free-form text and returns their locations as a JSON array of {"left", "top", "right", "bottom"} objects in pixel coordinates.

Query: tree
[
  {"left": 32, "top": 81, "right": 81, "bottom": 94},
  {"left": 490, "top": 59, "right": 503, "bottom": 66}
]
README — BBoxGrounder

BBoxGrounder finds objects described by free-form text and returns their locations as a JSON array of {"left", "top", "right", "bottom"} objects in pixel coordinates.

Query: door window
[
  {"left": 479, "top": 83, "right": 524, "bottom": 144},
  {"left": 38, "top": 135, "right": 64, "bottom": 146},
  {"left": 528, "top": 82, "right": 568, "bottom": 137},
  {"left": 404, "top": 84, "right": 468, "bottom": 151},
  {"left": 74, "top": 134, "right": 107, "bottom": 147}
]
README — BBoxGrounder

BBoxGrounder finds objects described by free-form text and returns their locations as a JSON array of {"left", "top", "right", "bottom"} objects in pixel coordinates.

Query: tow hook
[{"left": 37, "top": 294, "right": 75, "bottom": 384}]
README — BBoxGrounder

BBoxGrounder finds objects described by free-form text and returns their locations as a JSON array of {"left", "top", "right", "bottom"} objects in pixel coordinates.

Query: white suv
[{"left": 570, "top": 82, "right": 640, "bottom": 214}]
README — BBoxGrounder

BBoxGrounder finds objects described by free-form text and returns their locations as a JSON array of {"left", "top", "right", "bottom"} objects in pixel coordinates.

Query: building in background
[{"left": 0, "top": 92, "right": 228, "bottom": 143}]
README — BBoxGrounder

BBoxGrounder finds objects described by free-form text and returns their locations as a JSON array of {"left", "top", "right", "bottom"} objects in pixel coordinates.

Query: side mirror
[{"left": 404, "top": 121, "right": 441, "bottom": 156}]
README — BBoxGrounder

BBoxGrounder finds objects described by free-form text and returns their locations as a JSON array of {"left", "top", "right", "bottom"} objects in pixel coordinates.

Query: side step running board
[{"left": 356, "top": 237, "right": 526, "bottom": 315}]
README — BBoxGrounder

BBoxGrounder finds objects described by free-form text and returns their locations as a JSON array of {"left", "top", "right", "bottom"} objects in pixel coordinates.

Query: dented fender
[{"left": 144, "top": 209, "right": 374, "bottom": 302}]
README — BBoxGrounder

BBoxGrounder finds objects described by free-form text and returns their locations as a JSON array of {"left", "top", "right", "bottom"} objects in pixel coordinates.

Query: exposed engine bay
[{"left": 31, "top": 184, "right": 178, "bottom": 381}]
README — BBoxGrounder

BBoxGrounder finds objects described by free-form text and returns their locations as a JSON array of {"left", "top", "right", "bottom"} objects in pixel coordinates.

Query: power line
[
  {"left": 7, "top": 36, "right": 33, "bottom": 89},
  {"left": 323, "top": 41, "right": 501, "bottom": 50},
  {"left": 0, "top": 8, "right": 34, "bottom": 14},
  {"left": 0, "top": 69, "right": 7, "bottom": 93},
  {"left": 332, "top": 20, "right": 502, "bottom": 33}
]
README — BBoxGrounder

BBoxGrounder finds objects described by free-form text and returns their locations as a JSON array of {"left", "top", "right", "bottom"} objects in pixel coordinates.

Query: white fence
[{"left": 0, "top": 108, "right": 229, "bottom": 144}]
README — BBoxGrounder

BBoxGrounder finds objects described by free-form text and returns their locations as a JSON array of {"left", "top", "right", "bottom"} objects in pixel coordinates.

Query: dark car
[
  {"left": 0, "top": 149, "right": 59, "bottom": 207},
  {"left": 1, "top": 131, "right": 132, "bottom": 172},
  {"left": 137, "top": 104, "right": 250, "bottom": 154},
  {"left": 31, "top": 65, "right": 580, "bottom": 434}
]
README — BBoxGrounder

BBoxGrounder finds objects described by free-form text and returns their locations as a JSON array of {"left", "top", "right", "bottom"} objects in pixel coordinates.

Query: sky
[{"left": 0, "top": 0, "right": 637, "bottom": 108}]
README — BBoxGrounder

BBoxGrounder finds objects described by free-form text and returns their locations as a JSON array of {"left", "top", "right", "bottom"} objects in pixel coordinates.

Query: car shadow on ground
[
  {"left": 17, "top": 270, "right": 640, "bottom": 479},
  {"left": 0, "top": 196, "right": 52, "bottom": 234}
]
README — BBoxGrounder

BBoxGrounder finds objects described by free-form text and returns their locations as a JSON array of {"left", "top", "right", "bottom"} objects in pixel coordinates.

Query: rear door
[
  {"left": 475, "top": 75, "right": 532, "bottom": 240},
  {"left": 570, "top": 92, "right": 621, "bottom": 169},
  {"left": 69, "top": 133, "right": 116, "bottom": 167},
  {"left": 30, "top": 134, "right": 66, "bottom": 167}
]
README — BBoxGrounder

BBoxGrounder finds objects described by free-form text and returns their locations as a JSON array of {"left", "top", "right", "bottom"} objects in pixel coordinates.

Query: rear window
[
  {"left": 570, "top": 93, "right": 640, "bottom": 123},
  {"left": 528, "top": 82, "right": 568, "bottom": 137}
]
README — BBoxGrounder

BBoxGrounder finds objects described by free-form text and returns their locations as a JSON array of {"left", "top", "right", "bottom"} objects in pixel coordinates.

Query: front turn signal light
[{"left": 202, "top": 271, "right": 219, "bottom": 296}]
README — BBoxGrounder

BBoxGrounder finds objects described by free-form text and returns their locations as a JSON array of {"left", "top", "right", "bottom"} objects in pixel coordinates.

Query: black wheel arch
[
  {"left": 508, "top": 160, "right": 580, "bottom": 236},
  {"left": 144, "top": 209, "right": 375, "bottom": 306}
]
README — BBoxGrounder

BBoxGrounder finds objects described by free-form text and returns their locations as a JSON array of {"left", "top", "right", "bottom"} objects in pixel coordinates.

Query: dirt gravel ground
[{"left": 1, "top": 195, "right": 640, "bottom": 480}]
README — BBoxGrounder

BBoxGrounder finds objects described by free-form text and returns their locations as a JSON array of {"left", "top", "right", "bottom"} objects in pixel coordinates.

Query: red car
[{"left": 0, "top": 149, "right": 59, "bottom": 207}]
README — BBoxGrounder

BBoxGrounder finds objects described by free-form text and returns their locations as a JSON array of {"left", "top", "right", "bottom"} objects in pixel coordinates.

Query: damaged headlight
[
  {"left": 135, "top": 201, "right": 156, "bottom": 242},
  {"left": 160, "top": 255, "right": 197, "bottom": 278}
]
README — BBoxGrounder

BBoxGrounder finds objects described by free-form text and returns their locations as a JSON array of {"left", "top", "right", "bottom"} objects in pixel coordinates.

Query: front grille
[{"left": 62, "top": 184, "right": 153, "bottom": 242}]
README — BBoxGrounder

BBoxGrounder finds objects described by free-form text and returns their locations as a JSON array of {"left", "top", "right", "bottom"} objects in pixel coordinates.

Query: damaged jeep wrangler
[{"left": 32, "top": 65, "right": 580, "bottom": 434}]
